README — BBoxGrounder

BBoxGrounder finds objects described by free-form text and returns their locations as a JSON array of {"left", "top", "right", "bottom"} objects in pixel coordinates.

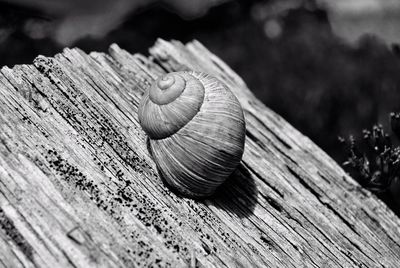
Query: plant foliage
[{"left": 340, "top": 113, "right": 400, "bottom": 192}]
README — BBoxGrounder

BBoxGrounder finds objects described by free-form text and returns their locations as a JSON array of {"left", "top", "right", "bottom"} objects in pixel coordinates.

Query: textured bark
[{"left": 0, "top": 39, "right": 399, "bottom": 267}]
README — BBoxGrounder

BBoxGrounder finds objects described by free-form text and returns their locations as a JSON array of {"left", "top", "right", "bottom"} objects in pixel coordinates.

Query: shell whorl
[
  {"left": 138, "top": 71, "right": 246, "bottom": 198},
  {"left": 149, "top": 73, "right": 186, "bottom": 105},
  {"left": 138, "top": 72, "right": 205, "bottom": 139}
]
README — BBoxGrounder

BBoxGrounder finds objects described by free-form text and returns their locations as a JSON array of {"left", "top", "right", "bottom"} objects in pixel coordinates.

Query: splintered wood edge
[{"left": 0, "top": 39, "right": 398, "bottom": 268}]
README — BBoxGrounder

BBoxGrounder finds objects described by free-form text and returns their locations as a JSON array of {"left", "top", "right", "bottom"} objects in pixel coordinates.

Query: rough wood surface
[{"left": 0, "top": 39, "right": 399, "bottom": 268}]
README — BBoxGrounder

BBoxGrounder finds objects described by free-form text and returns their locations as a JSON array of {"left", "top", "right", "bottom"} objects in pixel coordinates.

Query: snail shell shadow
[
  {"left": 209, "top": 163, "right": 258, "bottom": 218},
  {"left": 148, "top": 137, "right": 257, "bottom": 218}
]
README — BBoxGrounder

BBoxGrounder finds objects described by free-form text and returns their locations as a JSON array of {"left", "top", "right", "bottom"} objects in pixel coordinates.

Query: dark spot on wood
[
  {"left": 260, "top": 235, "right": 277, "bottom": 251},
  {"left": 0, "top": 208, "right": 35, "bottom": 263},
  {"left": 264, "top": 195, "right": 283, "bottom": 212},
  {"left": 201, "top": 242, "right": 211, "bottom": 255}
]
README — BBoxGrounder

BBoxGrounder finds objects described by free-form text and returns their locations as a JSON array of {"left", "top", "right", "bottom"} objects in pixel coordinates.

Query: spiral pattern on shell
[{"left": 138, "top": 71, "right": 246, "bottom": 198}]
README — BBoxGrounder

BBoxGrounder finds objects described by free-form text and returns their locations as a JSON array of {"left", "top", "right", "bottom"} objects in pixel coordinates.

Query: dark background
[{"left": 1, "top": 0, "right": 400, "bottom": 213}]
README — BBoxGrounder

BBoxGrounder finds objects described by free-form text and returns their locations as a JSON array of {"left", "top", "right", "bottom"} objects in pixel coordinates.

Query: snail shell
[{"left": 138, "top": 71, "right": 245, "bottom": 198}]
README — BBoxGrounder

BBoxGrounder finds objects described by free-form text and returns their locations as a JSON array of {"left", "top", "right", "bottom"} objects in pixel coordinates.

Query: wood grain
[{"left": 0, "top": 39, "right": 399, "bottom": 267}]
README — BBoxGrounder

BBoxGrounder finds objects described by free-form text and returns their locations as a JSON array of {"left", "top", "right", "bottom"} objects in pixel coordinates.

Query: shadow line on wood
[{"left": 210, "top": 163, "right": 258, "bottom": 218}]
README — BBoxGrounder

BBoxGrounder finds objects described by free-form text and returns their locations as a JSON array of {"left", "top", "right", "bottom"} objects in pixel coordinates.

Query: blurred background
[{"left": 1, "top": 0, "right": 400, "bottom": 213}]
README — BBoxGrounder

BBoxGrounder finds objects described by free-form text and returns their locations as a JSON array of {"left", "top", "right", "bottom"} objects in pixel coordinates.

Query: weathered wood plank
[{"left": 0, "top": 39, "right": 399, "bottom": 267}]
